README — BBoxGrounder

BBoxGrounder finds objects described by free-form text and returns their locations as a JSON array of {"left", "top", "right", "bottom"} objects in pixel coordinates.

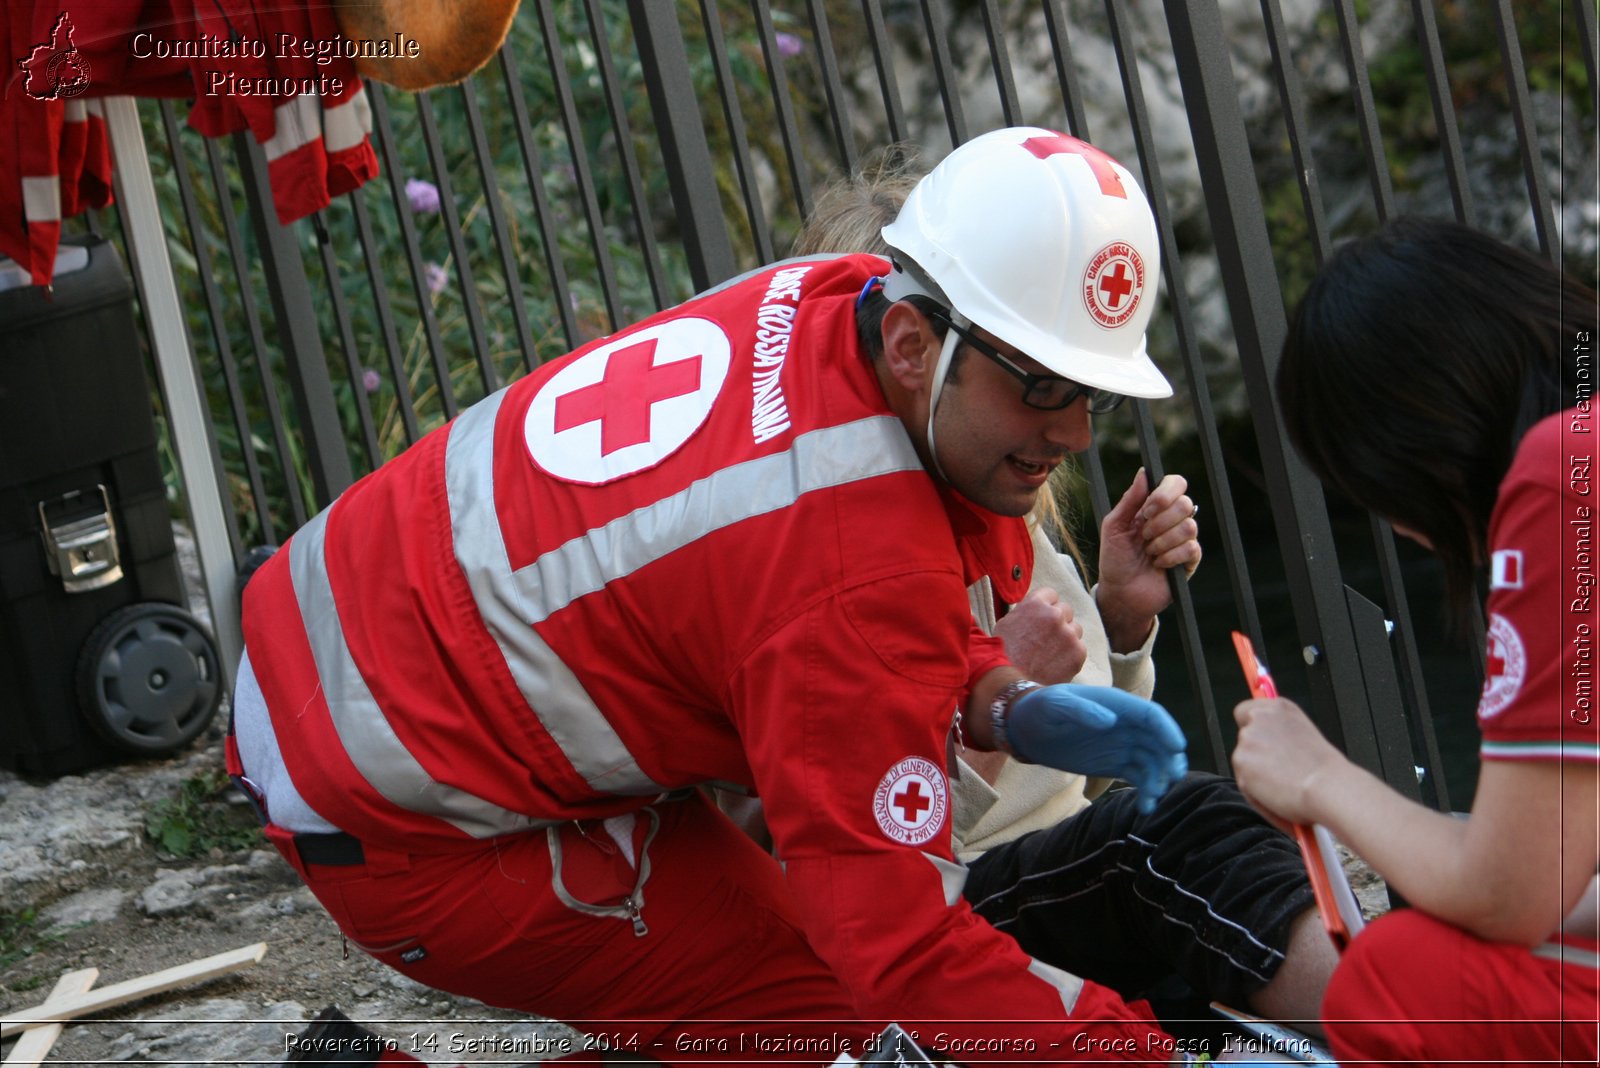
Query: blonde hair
[{"left": 794, "top": 146, "right": 1090, "bottom": 577}]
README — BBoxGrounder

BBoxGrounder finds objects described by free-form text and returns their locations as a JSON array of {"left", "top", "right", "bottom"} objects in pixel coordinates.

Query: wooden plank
[
  {"left": 1, "top": 944, "right": 266, "bottom": 1039},
  {"left": 2, "top": 968, "right": 99, "bottom": 1067}
]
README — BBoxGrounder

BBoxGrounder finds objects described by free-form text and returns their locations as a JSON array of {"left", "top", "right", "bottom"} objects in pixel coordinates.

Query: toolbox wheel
[{"left": 76, "top": 602, "right": 221, "bottom": 755}]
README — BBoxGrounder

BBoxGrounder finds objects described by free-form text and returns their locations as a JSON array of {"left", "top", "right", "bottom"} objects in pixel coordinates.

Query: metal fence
[{"left": 89, "top": 0, "right": 1596, "bottom": 806}]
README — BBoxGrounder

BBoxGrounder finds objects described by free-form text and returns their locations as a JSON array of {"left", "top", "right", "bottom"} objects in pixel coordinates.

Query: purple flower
[
  {"left": 405, "top": 177, "right": 440, "bottom": 214},
  {"left": 424, "top": 262, "right": 448, "bottom": 295},
  {"left": 775, "top": 31, "right": 804, "bottom": 58},
  {"left": 361, "top": 368, "right": 381, "bottom": 394}
]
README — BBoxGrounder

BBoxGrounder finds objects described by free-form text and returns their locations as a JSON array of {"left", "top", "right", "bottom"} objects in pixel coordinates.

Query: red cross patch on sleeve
[{"left": 872, "top": 757, "right": 948, "bottom": 846}]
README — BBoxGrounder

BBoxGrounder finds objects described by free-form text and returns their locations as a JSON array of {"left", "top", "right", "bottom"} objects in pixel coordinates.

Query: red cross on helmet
[{"left": 880, "top": 126, "right": 1171, "bottom": 400}]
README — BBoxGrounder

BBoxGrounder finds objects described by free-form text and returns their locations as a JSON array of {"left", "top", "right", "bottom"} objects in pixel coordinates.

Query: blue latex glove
[{"left": 1005, "top": 684, "right": 1188, "bottom": 813}]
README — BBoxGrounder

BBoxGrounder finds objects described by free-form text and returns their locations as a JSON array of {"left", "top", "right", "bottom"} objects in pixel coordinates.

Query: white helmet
[{"left": 880, "top": 126, "right": 1170, "bottom": 400}]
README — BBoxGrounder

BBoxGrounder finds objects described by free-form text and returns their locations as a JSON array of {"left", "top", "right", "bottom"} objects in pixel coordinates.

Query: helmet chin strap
[
  {"left": 923, "top": 315, "right": 965, "bottom": 483},
  {"left": 881, "top": 262, "right": 966, "bottom": 484}
]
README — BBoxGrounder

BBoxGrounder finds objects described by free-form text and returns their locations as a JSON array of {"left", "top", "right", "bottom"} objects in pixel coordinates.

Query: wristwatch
[{"left": 988, "top": 679, "right": 1041, "bottom": 756}]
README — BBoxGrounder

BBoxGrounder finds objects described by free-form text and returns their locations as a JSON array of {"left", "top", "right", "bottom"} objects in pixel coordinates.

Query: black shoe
[{"left": 282, "top": 1005, "right": 415, "bottom": 1065}]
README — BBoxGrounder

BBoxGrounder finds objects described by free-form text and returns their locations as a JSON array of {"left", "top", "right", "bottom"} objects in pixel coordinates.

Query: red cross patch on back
[{"left": 525, "top": 317, "right": 731, "bottom": 485}]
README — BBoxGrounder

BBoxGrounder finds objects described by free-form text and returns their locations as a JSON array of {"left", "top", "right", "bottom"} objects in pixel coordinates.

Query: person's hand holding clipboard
[{"left": 1231, "top": 631, "right": 1365, "bottom": 952}]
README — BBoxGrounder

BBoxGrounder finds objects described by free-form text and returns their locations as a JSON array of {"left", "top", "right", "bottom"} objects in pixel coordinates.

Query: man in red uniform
[{"left": 232, "top": 127, "right": 1196, "bottom": 1061}]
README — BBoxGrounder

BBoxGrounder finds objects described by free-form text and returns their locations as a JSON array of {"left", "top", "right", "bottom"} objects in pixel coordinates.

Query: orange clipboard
[{"left": 1231, "top": 631, "right": 1363, "bottom": 952}]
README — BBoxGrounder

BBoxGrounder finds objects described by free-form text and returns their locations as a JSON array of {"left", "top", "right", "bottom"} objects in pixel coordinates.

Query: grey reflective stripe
[
  {"left": 289, "top": 506, "right": 552, "bottom": 838},
  {"left": 921, "top": 851, "right": 969, "bottom": 908},
  {"left": 1027, "top": 958, "right": 1086, "bottom": 1014},
  {"left": 446, "top": 390, "right": 665, "bottom": 796},
  {"left": 1533, "top": 941, "right": 1600, "bottom": 970},
  {"left": 447, "top": 407, "right": 923, "bottom": 795},
  {"left": 513, "top": 416, "right": 923, "bottom": 625}
]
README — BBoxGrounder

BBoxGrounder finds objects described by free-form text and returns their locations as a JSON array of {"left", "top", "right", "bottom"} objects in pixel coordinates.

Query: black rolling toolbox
[{"left": 0, "top": 236, "right": 220, "bottom": 776}]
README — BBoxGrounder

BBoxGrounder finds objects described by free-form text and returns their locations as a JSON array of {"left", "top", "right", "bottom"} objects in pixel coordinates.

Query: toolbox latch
[{"left": 38, "top": 485, "right": 124, "bottom": 593}]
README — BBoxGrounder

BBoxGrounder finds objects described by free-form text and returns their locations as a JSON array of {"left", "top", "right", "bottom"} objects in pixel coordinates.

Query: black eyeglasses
[{"left": 924, "top": 307, "right": 1127, "bottom": 414}]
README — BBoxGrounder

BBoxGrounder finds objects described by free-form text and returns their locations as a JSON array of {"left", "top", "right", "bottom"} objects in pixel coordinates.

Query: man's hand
[
  {"left": 1096, "top": 469, "right": 1202, "bottom": 652},
  {"left": 1005, "top": 684, "right": 1188, "bottom": 813},
  {"left": 994, "top": 588, "right": 1087, "bottom": 684}
]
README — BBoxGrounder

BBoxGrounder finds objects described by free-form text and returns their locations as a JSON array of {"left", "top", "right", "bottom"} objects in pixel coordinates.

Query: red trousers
[
  {"left": 268, "top": 791, "right": 874, "bottom": 1066},
  {"left": 1324, "top": 909, "right": 1600, "bottom": 1066}
]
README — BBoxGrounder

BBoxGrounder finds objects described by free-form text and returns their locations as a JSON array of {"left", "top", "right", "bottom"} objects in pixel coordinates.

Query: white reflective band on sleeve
[
  {"left": 1027, "top": 958, "right": 1086, "bottom": 1014},
  {"left": 323, "top": 87, "right": 371, "bottom": 153},
  {"left": 513, "top": 415, "right": 923, "bottom": 625},
  {"left": 289, "top": 503, "right": 552, "bottom": 838},
  {"left": 446, "top": 389, "right": 664, "bottom": 796},
  {"left": 263, "top": 95, "right": 322, "bottom": 162},
  {"left": 920, "top": 851, "right": 969, "bottom": 907},
  {"left": 1533, "top": 941, "right": 1600, "bottom": 970},
  {"left": 22, "top": 177, "right": 60, "bottom": 222}
]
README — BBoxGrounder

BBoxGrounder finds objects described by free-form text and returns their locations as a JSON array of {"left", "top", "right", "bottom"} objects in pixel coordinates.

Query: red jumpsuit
[
  {"left": 234, "top": 255, "right": 1174, "bottom": 1062},
  {"left": 1323, "top": 409, "right": 1600, "bottom": 1065}
]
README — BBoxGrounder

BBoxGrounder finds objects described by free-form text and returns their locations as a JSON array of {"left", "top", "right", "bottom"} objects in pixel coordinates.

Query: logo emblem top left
[{"left": 525, "top": 317, "right": 731, "bottom": 485}]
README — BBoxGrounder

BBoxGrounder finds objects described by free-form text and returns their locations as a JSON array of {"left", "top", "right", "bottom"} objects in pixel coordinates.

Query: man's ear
[{"left": 880, "top": 301, "right": 938, "bottom": 393}]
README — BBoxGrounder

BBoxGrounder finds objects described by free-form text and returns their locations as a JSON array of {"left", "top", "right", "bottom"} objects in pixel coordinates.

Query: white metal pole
[{"left": 102, "top": 96, "right": 241, "bottom": 689}]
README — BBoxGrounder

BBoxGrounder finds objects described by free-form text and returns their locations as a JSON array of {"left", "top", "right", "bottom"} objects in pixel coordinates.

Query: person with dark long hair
[{"left": 1234, "top": 217, "right": 1599, "bottom": 1063}]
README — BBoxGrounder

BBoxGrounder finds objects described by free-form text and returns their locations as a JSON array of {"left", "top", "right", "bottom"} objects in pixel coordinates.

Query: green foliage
[
  {"left": 0, "top": 907, "right": 39, "bottom": 970},
  {"left": 0, "top": 908, "right": 82, "bottom": 973},
  {"left": 144, "top": 770, "right": 263, "bottom": 858}
]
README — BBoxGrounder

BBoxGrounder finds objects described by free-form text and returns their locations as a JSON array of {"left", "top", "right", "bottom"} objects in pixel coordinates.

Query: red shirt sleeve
[
  {"left": 1478, "top": 411, "right": 1599, "bottom": 764},
  {"left": 726, "top": 570, "right": 1166, "bottom": 1055}
]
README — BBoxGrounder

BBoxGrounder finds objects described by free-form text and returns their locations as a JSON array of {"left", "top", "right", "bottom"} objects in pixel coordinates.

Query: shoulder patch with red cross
[
  {"left": 1479, "top": 611, "right": 1526, "bottom": 719},
  {"left": 873, "top": 756, "right": 948, "bottom": 846}
]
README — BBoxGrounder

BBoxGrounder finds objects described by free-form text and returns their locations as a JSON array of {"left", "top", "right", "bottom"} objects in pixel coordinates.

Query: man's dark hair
[
  {"left": 1277, "top": 217, "right": 1597, "bottom": 625},
  {"left": 855, "top": 288, "right": 952, "bottom": 365}
]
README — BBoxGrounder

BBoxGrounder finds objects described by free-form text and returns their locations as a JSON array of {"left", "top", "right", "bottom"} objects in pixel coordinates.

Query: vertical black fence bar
[
  {"left": 584, "top": 0, "right": 671, "bottom": 310},
  {"left": 309, "top": 213, "right": 381, "bottom": 473},
  {"left": 459, "top": 78, "right": 540, "bottom": 376},
  {"left": 1329, "top": 3, "right": 1448, "bottom": 808},
  {"left": 234, "top": 133, "right": 353, "bottom": 512},
  {"left": 157, "top": 103, "right": 263, "bottom": 549},
  {"left": 1036, "top": 3, "right": 1111, "bottom": 524},
  {"left": 1042, "top": 0, "right": 1091, "bottom": 138},
  {"left": 415, "top": 92, "right": 500, "bottom": 401},
  {"left": 349, "top": 186, "right": 422, "bottom": 448},
  {"left": 1102, "top": 0, "right": 1225, "bottom": 771},
  {"left": 1575, "top": 0, "right": 1599, "bottom": 102},
  {"left": 368, "top": 85, "right": 459, "bottom": 423},
  {"left": 860, "top": 0, "right": 911, "bottom": 146},
  {"left": 919, "top": 0, "right": 968, "bottom": 149},
  {"left": 1161, "top": 0, "right": 1381, "bottom": 772},
  {"left": 1259, "top": 0, "right": 1332, "bottom": 263},
  {"left": 977, "top": 1, "right": 1023, "bottom": 126},
  {"left": 1332, "top": 0, "right": 1397, "bottom": 219},
  {"left": 1369, "top": 516, "right": 1450, "bottom": 810},
  {"left": 1409, "top": 0, "right": 1477, "bottom": 226},
  {"left": 746, "top": 0, "right": 817, "bottom": 221},
  {"left": 1491, "top": 0, "right": 1558, "bottom": 259},
  {"left": 700, "top": 0, "right": 777, "bottom": 266},
  {"left": 204, "top": 137, "right": 304, "bottom": 536},
  {"left": 1345, "top": 588, "right": 1423, "bottom": 803},
  {"left": 536, "top": 0, "right": 628, "bottom": 328},
  {"left": 629, "top": 0, "right": 738, "bottom": 292},
  {"left": 804, "top": 0, "right": 860, "bottom": 173},
  {"left": 499, "top": 49, "right": 583, "bottom": 351}
]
